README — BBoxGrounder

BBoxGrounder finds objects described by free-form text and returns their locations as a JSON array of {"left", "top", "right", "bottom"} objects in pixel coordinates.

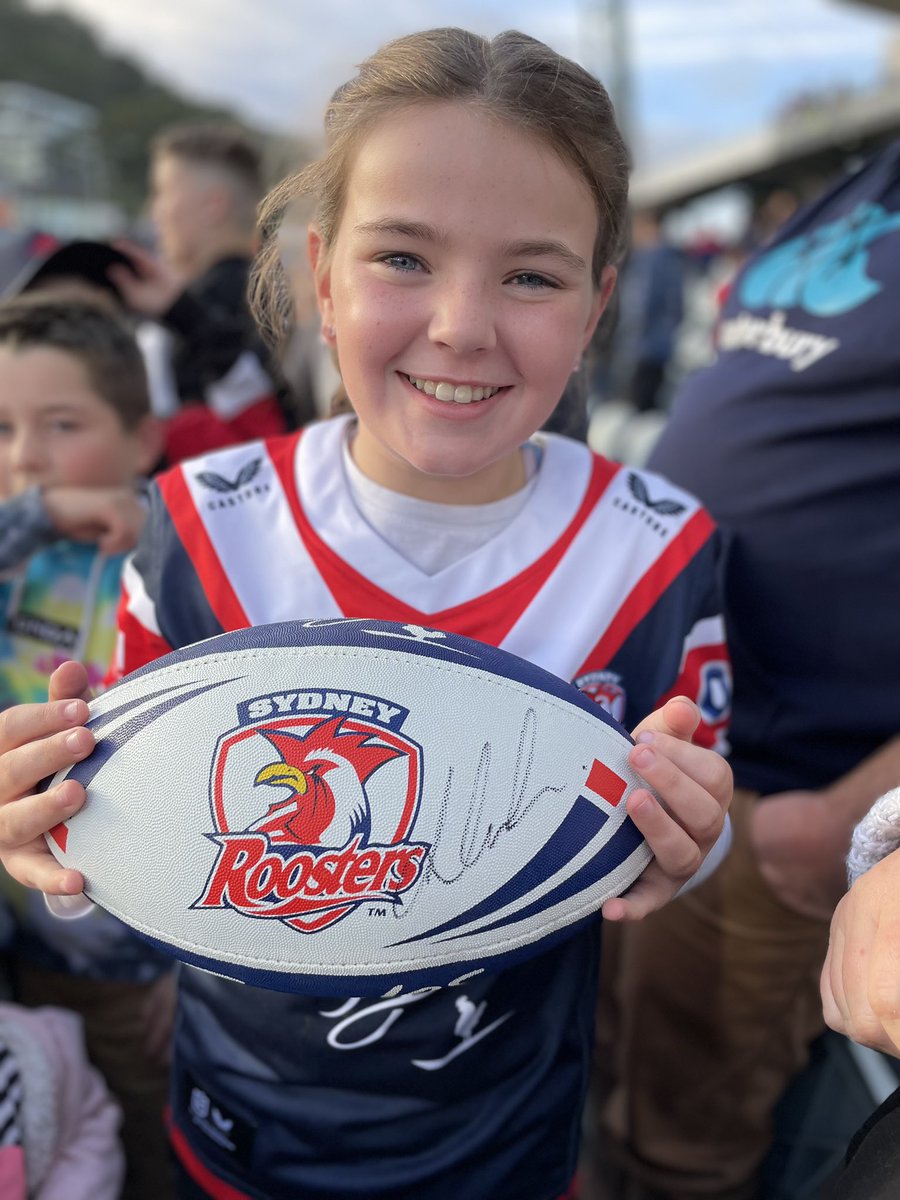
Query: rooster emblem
[{"left": 250, "top": 716, "right": 403, "bottom": 846}]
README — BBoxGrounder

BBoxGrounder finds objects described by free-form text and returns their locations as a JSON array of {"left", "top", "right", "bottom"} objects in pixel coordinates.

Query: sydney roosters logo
[{"left": 193, "top": 691, "right": 428, "bottom": 933}]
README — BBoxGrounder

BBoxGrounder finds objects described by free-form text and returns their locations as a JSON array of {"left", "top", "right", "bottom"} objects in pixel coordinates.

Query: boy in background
[
  {"left": 0, "top": 298, "right": 174, "bottom": 1200},
  {"left": 108, "top": 123, "right": 297, "bottom": 460}
]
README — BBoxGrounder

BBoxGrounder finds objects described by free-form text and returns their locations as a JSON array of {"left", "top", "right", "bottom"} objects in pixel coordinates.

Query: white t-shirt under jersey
[{"left": 341, "top": 434, "right": 542, "bottom": 576}]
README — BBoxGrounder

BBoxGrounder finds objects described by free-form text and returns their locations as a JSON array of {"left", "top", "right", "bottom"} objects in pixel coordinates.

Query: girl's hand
[
  {"left": 0, "top": 661, "right": 94, "bottom": 894},
  {"left": 601, "top": 696, "right": 732, "bottom": 922}
]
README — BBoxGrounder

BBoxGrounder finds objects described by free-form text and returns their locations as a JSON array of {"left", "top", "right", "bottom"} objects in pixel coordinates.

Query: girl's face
[{"left": 311, "top": 101, "right": 615, "bottom": 503}]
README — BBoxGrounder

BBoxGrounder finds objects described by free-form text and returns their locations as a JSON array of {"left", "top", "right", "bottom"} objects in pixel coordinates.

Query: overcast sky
[{"left": 27, "top": 0, "right": 900, "bottom": 166}]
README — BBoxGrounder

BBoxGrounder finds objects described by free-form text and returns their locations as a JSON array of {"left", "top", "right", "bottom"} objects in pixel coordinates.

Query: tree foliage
[{"left": 0, "top": 0, "right": 258, "bottom": 211}]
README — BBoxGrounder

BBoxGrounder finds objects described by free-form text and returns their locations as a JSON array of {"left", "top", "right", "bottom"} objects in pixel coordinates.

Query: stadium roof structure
[
  {"left": 630, "top": 0, "right": 900, "bottom": 210},
  {"left": 630, "top": 79, "right": 900, "bottom": 210}
]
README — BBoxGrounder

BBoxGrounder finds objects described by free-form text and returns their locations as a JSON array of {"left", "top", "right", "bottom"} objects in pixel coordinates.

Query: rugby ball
[{"left": 45, "top": 618, "right": 653, "bottom": 996}]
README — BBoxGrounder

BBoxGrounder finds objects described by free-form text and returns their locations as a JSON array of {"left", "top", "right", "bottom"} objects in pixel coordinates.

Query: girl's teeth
[{"left": 409, "top": 376, "right": 498, "bottom": 404}]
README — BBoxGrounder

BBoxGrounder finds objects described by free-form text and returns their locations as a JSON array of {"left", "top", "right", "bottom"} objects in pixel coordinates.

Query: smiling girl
[{"left": 0, "top": 28, "right": 731, "bottom": 1200}]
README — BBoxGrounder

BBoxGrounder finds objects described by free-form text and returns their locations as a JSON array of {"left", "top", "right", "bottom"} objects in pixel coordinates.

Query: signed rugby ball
[{"left": 46, "top": 618, "right": 653, "bottom": 996}]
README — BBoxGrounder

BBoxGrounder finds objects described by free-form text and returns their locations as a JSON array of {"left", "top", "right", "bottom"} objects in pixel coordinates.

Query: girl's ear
[
  {"left": 581, "top": 265, "right": 617, "bottom": 353},
  {"left": 307, "top": 225, "right": 336, "bottom": 346}
]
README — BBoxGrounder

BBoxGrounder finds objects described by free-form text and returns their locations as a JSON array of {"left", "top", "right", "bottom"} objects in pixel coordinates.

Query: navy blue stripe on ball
[
  {"left": 67, "top": 678, "right": 242, "bottom": 790},
  {"left": 109, "top": 917, "right": 600, "bottom": 998},
  {"left": 389, "top": 796, "right": 607, "bottom": 946},
  {"left": 88, "top": 679, "right": 221, "bottom": 735},
  {"left": 405, "top": 816, "right": 643, "bottom": 945},
  {"left": 432, "top": 816, "right": 645, "bottom": 944}
]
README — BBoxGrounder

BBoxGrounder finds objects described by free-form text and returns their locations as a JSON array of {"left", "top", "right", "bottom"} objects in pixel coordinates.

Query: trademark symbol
[{"left": 369, "top": 906, "right": 388, "bottom": 918}]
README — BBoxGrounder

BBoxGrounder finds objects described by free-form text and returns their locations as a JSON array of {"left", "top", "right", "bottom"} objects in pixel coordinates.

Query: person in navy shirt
[{"left": 593, "top": 139, "right": 900, "bottom": 1200}]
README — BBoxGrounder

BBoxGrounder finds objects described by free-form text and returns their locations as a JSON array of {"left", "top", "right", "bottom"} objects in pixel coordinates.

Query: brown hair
[
  {"left": 0, "top": 298, "right": 151, "bottom": 429},
  {"left": 250, "top": 27, "right": 631, "bottom": 352},
  {"left": 153, "top": 123, "right": 263, "bottom": 230}
]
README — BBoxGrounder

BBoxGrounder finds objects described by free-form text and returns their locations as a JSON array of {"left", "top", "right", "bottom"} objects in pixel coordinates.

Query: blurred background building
[{"left": 0, "top": 81, "right": 118, "bottom": 235}]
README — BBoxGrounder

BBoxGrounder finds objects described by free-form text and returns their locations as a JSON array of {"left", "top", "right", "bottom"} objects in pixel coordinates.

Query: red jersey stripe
[
  {"left": 579, "top": 507, "right": 716, "bottom": 670},
  {"left": 656, "top": 640, "right": 730, "bottom": 750},
  {"left": 159, "top": 467, "right": 250, "bottom": 633},
  {"left": 168, "top": 1113, "right": 252, "bottom": 1200},
  {"left": 115, "top": 609, "right": 174, "bottom": 681},
  {"left": 106, "top": 581, "right": 174, "bottom": 683}
]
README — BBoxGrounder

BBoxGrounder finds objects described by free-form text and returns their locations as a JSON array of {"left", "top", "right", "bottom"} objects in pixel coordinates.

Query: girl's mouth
[{"left": 404, "top": 374, "right": 503, "bottom": 405}]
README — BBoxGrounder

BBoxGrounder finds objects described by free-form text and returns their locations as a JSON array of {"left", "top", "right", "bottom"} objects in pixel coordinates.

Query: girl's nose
[{"left": 427, "top": 279, "right": 497, "bottom": 355}]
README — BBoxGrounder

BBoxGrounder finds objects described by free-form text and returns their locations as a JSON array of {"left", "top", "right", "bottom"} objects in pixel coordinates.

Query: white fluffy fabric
[{"left": 847, "top": 786, "right": 900, "bottom": 886}]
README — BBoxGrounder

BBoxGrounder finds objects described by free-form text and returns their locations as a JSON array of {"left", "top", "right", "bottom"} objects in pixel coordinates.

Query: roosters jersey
[{"left": 118, "top": 416, "right": 728, "bottom": 1200}]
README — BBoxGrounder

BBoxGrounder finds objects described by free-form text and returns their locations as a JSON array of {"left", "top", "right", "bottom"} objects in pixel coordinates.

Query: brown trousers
[
  {"left": 587, "top": 789, "right": 832, "bottom": 1200},
  {"left": 15, "top": 963, "right": 175, "bottom": 1200}
]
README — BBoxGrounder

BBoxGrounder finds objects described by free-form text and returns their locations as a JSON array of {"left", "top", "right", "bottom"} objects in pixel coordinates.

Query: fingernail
[
  {"left": 63, "top": 701, "right": 81, "bottom": 722},
  {"left": 633, "top": 747, "right": 655, "bottom": 769},
  {"left": 46, "top": 893, "right": 93, "bottom": 920},
  {"left": 630, "top": 791, "right": 653, "bottom": 814},
  {"left": 636, "top": 731, "right": 655, "bottom": 745},
  {"left": 65, "top": 730, "right": 88, "bottom": 754}
]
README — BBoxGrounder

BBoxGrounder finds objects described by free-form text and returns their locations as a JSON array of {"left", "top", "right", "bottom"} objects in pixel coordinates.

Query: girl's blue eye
[
  {"left": 510, "top": 272, "right": 557, "bottom": 290},
  {"left": 381, "top": 253, "right": 422, "bottom": 273}
]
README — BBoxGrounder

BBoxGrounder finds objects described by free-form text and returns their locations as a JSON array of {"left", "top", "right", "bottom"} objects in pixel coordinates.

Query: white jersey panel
[
  {"left": 501, "top": 468, "right": 706, "bottom": 679},
  {"left": 681, "top": 615, "right": 726, "bottom": 663},
  {"left": 206, "top": 351, "right": 273, "bottom": 419},
  {"left": 298, "top": 417, "right": 594, "bottom": 612},
  {"left": 121, "top": 555, "right": 162, "bottom": 636},
  {"left": 182, "top": 442, "right": 339, "bottom": 624}
]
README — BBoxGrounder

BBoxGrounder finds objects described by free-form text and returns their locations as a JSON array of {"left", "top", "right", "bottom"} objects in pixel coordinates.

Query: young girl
[{"left": 0, "top": 28, "right": 732, "bottom": 1200}]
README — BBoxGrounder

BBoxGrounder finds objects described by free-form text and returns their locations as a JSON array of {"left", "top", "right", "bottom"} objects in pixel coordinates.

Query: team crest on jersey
[
  {"left": 574, "top": 670, "right": 626, "bottom": 723},
  {"left": 697, "top": 659, "right": 732, "bottom": 725},
  {"left": 193, "top": 690, "right": 427, "bottom": 933}
]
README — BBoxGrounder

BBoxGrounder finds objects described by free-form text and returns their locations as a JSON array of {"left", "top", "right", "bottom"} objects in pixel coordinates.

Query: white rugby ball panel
[{"left": 46, "top": 619, "right": 653, "bottom": 995}]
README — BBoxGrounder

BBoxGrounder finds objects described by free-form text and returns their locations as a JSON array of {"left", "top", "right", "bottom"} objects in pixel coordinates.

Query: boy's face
[
  {"left": 150, "top": 152, "right": 217, "bottom": 273},
  {"left": 0, "top": 345, "right": 154, "bottom": 498},
  {"left": 311, "top": 101, "right": 615, "bottom": 502}
]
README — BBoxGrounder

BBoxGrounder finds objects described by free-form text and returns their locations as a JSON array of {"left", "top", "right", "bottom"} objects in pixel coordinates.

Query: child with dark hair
[{"left": 0, "top": 298, "right": 174, "bottom": 1200}]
